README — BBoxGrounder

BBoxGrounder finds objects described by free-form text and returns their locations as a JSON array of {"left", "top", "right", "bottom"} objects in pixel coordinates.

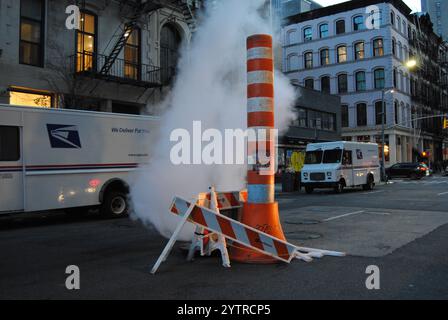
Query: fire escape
[{"left": 72, "top": 0, "right": 199, "bottom": 88}]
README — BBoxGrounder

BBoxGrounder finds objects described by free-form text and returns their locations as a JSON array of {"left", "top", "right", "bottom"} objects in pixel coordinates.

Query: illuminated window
[
  {"left": 76, "top": 12, "right": 96, "bottom": 72},
  {"left": 124, "top": 28, "right": 141, "bottom": 80},
  {"left": 20, "top": 0, "right": 45, "bottom": 66},
  {"left": 10, "top": 89, "right": 53, "bottom": 108}
]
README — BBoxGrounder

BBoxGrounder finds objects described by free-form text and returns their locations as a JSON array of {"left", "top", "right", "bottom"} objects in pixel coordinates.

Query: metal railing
[{"left": 70, "top": 51, "right": 162, "bottom": 87}]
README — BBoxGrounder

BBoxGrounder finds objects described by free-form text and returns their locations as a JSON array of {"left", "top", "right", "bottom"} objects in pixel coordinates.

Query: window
[
  {"left": 374, "top": 68, "right": 385, "bottom": 89},
  {"left": 337, "top": 45, "right": 347, "bottom": 63},
  {"left": 303, "top": 27, "right": 312, "bottom": 41},
  {"left": 397, "top": 16, "right": 401, "bottom": 31},
  {"left": 341, "top": 105, "right": 349, "bottom": 128},
  {"left": 357, "top": 103, "right": 367, "bottom": 126},
  {"left": 9, "top": 89, "right": 52, "bottom": 108},
  {"left": 0, "top": 126, "right": 20, "bottom": 161},
  {"left": 76, "top": 11, "right": 97, "bottom": 72},
  {"left": 320, "top": 49, "right": 330, "bottom": 65},
  {"left": 394, "top": 100, "right": 399, "bottom": 124},
  {"left": 355, "top": 71, "right": 366, "bottom": 91},
  {"left": 393, "top": 68, "right": 398, "bottom": 87},
  {"left": 336, "top": 20, "right": 345, "bottom": 34},
  {"left": 353, "top": 15, "right": 364, "bottom": 31},
  {"left": 20, "top": 0, "right": 45, "bottom": 66},
  {"left": 323, "top": 149, "right": 342, "bottom": 164},
  {"left": 338, "top": 74, "right": 348, "bottom": 93},
  {"left": 160, "top": 23, "right": 181, "bottom": 85},
  {"left": 304, "top": 52, "right": 313, "bottom": 69},
  {"left": 392, "top": 38, "right": 396, "bottom": 56},
  {"left": 321, "top": 112, "right": 336, "bottom": 131},
  {"left": 319, "top": 24, "right": 329, "bottom": 38},
  {"left": 373, "top": 38, "right": 384, "bottom": 56},
  {"left": 297, "top": 108, "right": 307, "bottom": 127},
  {"left": 342, "top": 150, "right": 352, "bottom": 165},
  {"left": 305, "top": 151, "right": 323, "bottom": 164},
  {"left": 287, "top": 54, "right": 299, "bottom": 71},
  {"left": 321, "top": 76, "right": 331, "bottom": 93},
  {"left": 375, "top": 101, "right": 384, "bottom": 125},
  {"left": 124, "top": 28, "right": 140, "bottom": 80},
  {"left": 391, "top": 11, "right": 395, "bottom": 25},
  {"left": 304, "top": 78, "right": 314, "bottom": 89},
  {"left": 354, "top": 42, "right": 365, "bottom": 60}
]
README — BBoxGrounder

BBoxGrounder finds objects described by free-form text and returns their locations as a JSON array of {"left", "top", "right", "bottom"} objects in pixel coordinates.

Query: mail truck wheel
[
  {"left": 363, "top": 175, "right": 375, "bottom": 191},
  {"left": 305, "top": 186, "right": 314, "bottom": 194},
  {"left": 101, "top": 190, "right": 129, "bottom": 218},
  {"left": 334, "top": 180, "right": 345, "bottom": 194}
]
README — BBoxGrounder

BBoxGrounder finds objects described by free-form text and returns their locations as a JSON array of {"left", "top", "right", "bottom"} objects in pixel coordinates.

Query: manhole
[
  {"left": 284, "top": 217, "right": 321, "bottom": 225},
  {"left": 285, "top": 231, "right": 322, "bottom": 240}
]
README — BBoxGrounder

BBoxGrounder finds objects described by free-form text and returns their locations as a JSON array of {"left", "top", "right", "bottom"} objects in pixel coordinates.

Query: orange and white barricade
[{"left": 150, "top": 192, "right": 345, "bottom": 274}]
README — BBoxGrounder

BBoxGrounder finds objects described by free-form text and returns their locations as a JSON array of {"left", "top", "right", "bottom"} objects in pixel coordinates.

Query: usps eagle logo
[{"left": 46, "top": 124, "right": 82, "bottom": 149}]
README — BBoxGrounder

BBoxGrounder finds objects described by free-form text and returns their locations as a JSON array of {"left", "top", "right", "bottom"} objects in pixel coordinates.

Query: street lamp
[{"left": 380, "top": 59, "right": 418, "bottom": 182}]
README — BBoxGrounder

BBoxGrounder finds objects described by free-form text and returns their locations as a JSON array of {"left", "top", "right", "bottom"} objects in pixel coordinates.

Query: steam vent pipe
[{"left": 230, "top": 34, "right": 287, "bottom": 264}]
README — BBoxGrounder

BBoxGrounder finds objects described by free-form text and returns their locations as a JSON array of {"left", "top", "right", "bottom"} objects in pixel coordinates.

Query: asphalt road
[{"left": 1, "top": 175, "right": 448, "bottom": 300}]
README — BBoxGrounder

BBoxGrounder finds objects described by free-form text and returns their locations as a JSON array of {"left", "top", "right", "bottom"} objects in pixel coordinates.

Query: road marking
[
  {"left": 437, "top": 191, "right": 448, "bottom": 196},
  {"left": 362, "top": 191, "right": 384, "bottom": 195},
  {"left": 324, "top": 210, "right": 365, "bottom": 222}
]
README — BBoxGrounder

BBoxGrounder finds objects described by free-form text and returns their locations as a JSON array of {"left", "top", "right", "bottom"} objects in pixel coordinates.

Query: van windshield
[
  {"left": 305, "top": 151, "right": 323, "bottom": 164},
  {"left": 323, "top": 149, "right": 342, "bottom": 164}
]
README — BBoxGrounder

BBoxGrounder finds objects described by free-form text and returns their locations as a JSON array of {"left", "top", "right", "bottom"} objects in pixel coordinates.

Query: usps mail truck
[
  {"left": 0, "top": 104, "right": 159, "bottom": 217},
  {"left": 301, "top": 141, "right": 381, "bottom": 194}
]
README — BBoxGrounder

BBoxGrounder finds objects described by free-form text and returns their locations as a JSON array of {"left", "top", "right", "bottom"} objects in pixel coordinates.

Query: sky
[{"left": 313, "top": 0, "right": 421, "bottom": 13}]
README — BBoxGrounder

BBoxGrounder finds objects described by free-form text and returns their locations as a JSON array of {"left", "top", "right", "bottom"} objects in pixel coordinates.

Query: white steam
[{"left": 131, "top": 0, "right": 296, "bottom": 239}]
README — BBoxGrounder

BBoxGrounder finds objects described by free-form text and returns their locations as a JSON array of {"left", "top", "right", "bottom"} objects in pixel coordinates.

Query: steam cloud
[{"left": 131, "top": 0, "right": 297, "bottom": 240}]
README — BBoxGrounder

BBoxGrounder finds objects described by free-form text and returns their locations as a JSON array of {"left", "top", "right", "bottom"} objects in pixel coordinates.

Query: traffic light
[
  {"left": 421, "top": 151, "right": 428, "bottom": 158},
  {"left": 444, "top": 117, "right": 448, "bottom": 130}
]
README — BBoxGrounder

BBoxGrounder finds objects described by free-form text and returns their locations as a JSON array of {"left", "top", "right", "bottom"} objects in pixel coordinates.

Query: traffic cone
[{"left": 230, "top": 34, "right": 287, "bottom": 264}]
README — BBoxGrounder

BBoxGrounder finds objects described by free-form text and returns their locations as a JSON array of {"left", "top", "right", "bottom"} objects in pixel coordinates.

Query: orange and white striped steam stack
[{"left": 230, "top": 34, "right": 287, "bottom": 264}]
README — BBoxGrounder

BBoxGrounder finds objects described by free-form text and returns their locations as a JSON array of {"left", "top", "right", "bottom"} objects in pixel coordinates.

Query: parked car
[{"left": 385, "top": 163, "right": 428, "bottom": 180}]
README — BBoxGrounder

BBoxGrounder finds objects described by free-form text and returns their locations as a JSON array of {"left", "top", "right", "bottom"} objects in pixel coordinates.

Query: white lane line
[
  {"left": 324, "top": 210, "right": 365, "bottom": 222},
  {"left": 437, "top": 191, "right": 448, "bottom": 196},
  {"left": 361, "top": 190, "right": 384, "bottom": 195}
]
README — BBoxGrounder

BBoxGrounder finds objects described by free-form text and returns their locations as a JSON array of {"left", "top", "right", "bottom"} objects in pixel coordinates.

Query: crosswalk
[{"left": 391, "top": 176, "right": 448, "bottom": 185}]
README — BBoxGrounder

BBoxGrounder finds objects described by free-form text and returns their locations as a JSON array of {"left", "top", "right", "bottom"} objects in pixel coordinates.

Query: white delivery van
[
  {"left": 0, "top": 104, "right": 159, "bottom": 217},
  {"left": 301, "top": 141, "right": 380, "bottom": 194}
]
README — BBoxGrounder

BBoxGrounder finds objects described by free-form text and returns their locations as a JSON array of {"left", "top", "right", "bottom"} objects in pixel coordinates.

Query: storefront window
[{"left": 10, "top": 89, "right": 52, "bottom": 108}]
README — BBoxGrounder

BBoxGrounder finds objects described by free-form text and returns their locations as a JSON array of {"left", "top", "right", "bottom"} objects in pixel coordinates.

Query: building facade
[
  {"left": 421, "top": 0, "right": 448, "bottom": 40},
  {"left": 282, "top": 0, "right": 448, "bottom": 166},
  {"left": 0, "top": 0, "right": 200, "bottom": 114},
  {"left": 278, "top": 85, "right": 341, "bottom": 173}
]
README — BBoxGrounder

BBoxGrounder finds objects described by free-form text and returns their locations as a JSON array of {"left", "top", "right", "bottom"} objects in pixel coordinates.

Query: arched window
[
  {"left": 286, "top": 29, "right": 298, "bottom": 45},
  {"left": 374, "top": 68, "right": 385, "bottom": 89},
  {"left": 337, "top": 45, "right": 347, "bottom": 63},
  {"left": 336, "top": 19, "right": 345, "bottom": 34},
  {"left": 341, "top": 105, "right": 349, "bottom": 128},
  {"left": 338, "top": 73, "right": 348, "bottom": 93},
  {"left": 320, "top": 48, "right": 330, "bottom": 65},
  {"left": 390, "top": 11, "right": 395, "bottom": 25},
  {"left": 392, "top": 38, "right": 396, "bottom": 56},
  {"left": 160, "top": 23, "right": 181, "bottom": 85},
  {"left": 321, "top": 76, "right": 331, "bottom": 93},
  {"left": 319, "top": 23, "right": 329, "bottom": 38},
  {"left": 353, "top": 15, "right": 364, "bottom": 31},
  {"left": 373, "top": 38, "right": 384, "bottom": 56},
  {"left": 287, "top": 54, "right": 300, "bottom": 71},
  {"left": 397, "top": 16, "right": 401, "bottom": 31},
  {"left": 124, "top": 28, "right": 141, "bottom": 80},
  {"left": 355, "top": 71, "right": 366, "bottom": 91},
  {"left": 394, "top": 100, "right": 399, "bottom": 124},
  {"left": 304, "top": 51, "right": 313, "bottom": 69},
  {"left": 304, "top": 78, "right": 314, "bottom": 89},
  {"left": 375, "top": 101, "right": 384, "bottom": 125},
  {"left": 356, "top": 103, "right": 367, "bottom": 126},
  {"left": 354, "top": 41, "right": 365, "bottom": 60},
  {"left": 303, "top": 27, "right": 312, "bottom": 41}
]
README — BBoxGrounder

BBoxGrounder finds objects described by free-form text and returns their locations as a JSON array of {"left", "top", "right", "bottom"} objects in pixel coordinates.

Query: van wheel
[
  {"left": 305, "top": 186, "right": 314, "bottom": 194},
  {"left": 363, "top": 175, "right": 375, "bottom": 191},
  {"left": 101, "top": 190, "right": 129, "bottom": 218},
  {"left": 334, "top": 180, "right": 345, "bottom": 194}
]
